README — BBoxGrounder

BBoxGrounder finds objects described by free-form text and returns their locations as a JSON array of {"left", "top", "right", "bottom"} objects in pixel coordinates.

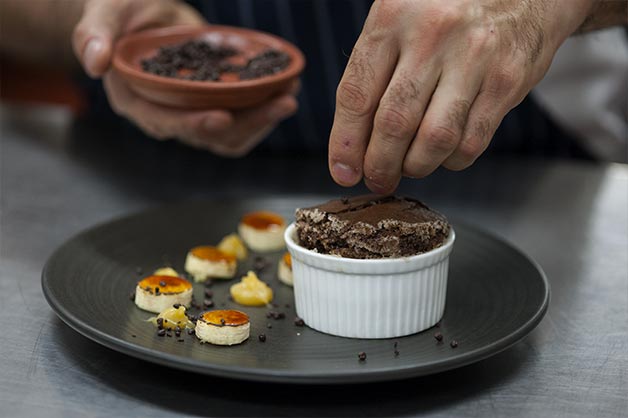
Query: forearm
[
  {"left": 577, "top": 0, "right": 628, "bottom": 33},
  {"left": 0, "top": 0, "right": 85, "bottom": 69}
]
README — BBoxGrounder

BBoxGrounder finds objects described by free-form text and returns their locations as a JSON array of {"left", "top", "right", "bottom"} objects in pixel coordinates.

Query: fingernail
[
  {"left": 84, "top": 38, "right": 104, "bottom": 77},
  {"left": 332, "top": 162, "right": 360, "bottom": 185}
]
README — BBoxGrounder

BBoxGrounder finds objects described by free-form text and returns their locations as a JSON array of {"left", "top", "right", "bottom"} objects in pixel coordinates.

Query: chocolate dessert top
[
  {"left": 295, "top": 195, "right": 450, "bottom": 259},
  {"left": 311, "top": 195, "right": 443, "bottom": 225}
]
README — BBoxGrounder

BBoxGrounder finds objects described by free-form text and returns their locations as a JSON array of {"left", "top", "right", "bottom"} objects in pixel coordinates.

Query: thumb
[{"left": 72, "top": 0, "right": 128, "bottom": 78}]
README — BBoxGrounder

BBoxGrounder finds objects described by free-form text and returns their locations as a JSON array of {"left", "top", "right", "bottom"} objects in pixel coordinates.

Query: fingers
[
  {"left": 103, "top": 71, "right": 297, "bottom": 156},
  {"left": 442, "top": 70, "right": 522, "bottom": 170},
  {"left": 328, "top": 29, "right": 399, "bottom": 187},
  {"left": 401, "top": 64, "right": 484, "bottom": 179},
  {"left": 361, "top": 59, "right": 440, "bottom": 194},
  {"left": 441, "top": 96, "right": 499, "bottom": 171},
  {"left": 103, "top": 71, "right": 233, "bottom": 143}
]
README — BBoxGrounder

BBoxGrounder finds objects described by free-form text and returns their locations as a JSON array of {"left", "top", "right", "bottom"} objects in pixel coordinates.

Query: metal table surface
[{"left": 1, "top": 104, "right": 627, "bottom": 418}]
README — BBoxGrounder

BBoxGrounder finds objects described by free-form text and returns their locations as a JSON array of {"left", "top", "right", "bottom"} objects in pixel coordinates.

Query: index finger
[{"left": 328, "top": 35, "right": 397, "bottom": 187}]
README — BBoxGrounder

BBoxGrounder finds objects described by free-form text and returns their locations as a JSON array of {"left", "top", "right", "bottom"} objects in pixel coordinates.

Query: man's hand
[
  {"left": 73, "top": 0, "right": 298, "bottom": 156},
  {"left": 329, "top": 0, "right": 595, "bottom": 193}
]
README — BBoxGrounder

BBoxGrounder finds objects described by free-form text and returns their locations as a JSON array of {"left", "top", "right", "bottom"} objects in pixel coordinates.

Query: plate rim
[{"left": 41, "top": 198, "right": 550, "bottom": 384}]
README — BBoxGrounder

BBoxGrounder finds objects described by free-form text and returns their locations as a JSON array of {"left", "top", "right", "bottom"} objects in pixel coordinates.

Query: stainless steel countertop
[{"left": 1, "top": 104, "right": 626, "bottom": 417}]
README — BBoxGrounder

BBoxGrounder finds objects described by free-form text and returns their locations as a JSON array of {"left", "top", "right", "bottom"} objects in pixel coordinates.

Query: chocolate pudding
[{"left": 295, "top": 195, "right": 450, "bottom": 259}]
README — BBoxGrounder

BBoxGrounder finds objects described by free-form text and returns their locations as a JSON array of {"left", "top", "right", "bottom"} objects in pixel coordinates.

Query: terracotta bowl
[{"left": 112, "top": 25, "right": 305, "bottom": 109}]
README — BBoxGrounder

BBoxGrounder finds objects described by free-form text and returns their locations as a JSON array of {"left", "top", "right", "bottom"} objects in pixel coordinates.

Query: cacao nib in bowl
[{"left": 112, "top": 25, "right": 305, "bottom": 109}]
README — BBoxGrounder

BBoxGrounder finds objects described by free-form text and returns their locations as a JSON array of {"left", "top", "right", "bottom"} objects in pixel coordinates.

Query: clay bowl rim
[{"left": 112, "top": 25, "right": 306, "bottom": 92}]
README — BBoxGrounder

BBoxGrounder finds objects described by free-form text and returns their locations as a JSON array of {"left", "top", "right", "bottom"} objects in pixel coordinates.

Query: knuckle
[
  {"left": 224, "top": 144, "right": 254, "bottom": 158},
  {"left": 428, "top": 2, "right": 466, "bottom": 29},
  {"left": 423, "top": 125, "right": 460, "bottom": 154},
  {"left": 467, "top": 24, "right": 497, "bottom": 54},
  {"left": 456, "top": 138, "right": 483, "bottom": 163},
  {"left": 367, "top": 1, "right": 403, "bottom": 29},
  {"left": 336, "top": 81, "right": 375, "bottom": 118},
  {"left": 486, "top": 67, "right": 519, "bottom": 97},
  {"left": 108, "top": 99, "right": 125, "bottom": 116},
  {"left": 363, "top": 163, "right": 393, "bottom": 186},
  {"left": 142, "top": 126, "right": 168, "bottom": 141},
  {"left": 401, "top": 158, "right": 429, "bottom": 179},
  {"left": 72, "top": 24, "right": 86, "bottom": 45},
  {"left": 375, "top": 106, "right": 416, "bottom": 140}
]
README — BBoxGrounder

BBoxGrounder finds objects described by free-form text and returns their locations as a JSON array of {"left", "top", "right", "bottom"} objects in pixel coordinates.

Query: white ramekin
[{"left": 284, "top": 223, "right": 455, "bottom": 339}]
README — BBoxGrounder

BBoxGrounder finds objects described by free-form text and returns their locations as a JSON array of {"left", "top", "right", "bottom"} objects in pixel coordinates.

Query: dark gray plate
[{"left": 42, "top": 197, "right": 549, "bottom": 384}]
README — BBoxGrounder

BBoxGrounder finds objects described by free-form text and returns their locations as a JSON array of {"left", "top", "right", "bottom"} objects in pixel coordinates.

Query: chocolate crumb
[
  {"left": 253, "top": 256, "right": 268, "bottom": 271},
  {"left": 187, "top": 329, "right": 195, "bottom": 335},
  {"left": 266, "top": 323, "right": 272, "bottom": 329},
  {"left": 155, "top": 287, "right": 160, "bottom": 295},
  {"left": 204, "top": 299, "right": 214, "bottom": 308},
  {"left": 394, "top": 341, "right": 398, "bottom": 349},
  {"left": 177, "top": 338, "right": 184, "bottom": 342},
  {"left": 173, "top": 303, "right": 181, "bottom": 309},
  {"left": 294, "top": 317, "right": 305, "bottom": 327},
  {"left": 341, "top": 197, "right": 349, "bottom": 204},
  {"left": 267, "top": 311, "right": 286, "bottom": 320},
  {"left": 450, "top": 340, "right": 458, "bottom": 348},
  {"left": 191, "top": 300, "right": 201, "bottom": 309},
  {"left": 159, "top": 280, "right": 166, "bottom": 287},
  {"left": 258, "top": 334, "right": 267, "bottom": 342},
  {"left": 435, "top": 322, "right": 441, "bottom": 328},
  {"left": 157, "top": 329, "right": 166, "bottom": 337},
  {"left": 204, "top": 280, "right": 214, "bottom": 288},
  {"left": 358, "top": 352, "right": 367, "bottom": 361},
  {"left": 131, "top": 334, "right": 136, "bottom": 338},
  {"left": 394, "top": 350, "right": 400, "bottom": 357},
  {"left": 434, "top": 332, "right": 443, "bottom": 342},
  {"left": 204, "top": 289, "right": 214, "bottom": 298},
  {"left": 157, "top": 318, "right": 164, "bottom": 326},
  {"left": 220, "top": 318, "right": 226, "bottom": 326},
  {"left": 285, "top": 303, "right": 291, "bottom": 308},
  {"left": 129, "top": 291, "right": 135, "bottom": 301}
]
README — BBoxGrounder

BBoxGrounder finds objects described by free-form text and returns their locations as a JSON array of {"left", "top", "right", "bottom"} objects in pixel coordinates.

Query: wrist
[{"left": 548, "top": 0, "right": 596, "bottom": 46}]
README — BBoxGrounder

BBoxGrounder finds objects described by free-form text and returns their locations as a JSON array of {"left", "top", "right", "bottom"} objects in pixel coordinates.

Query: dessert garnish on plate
[
  {"left": 238, "top": 211, "right": 286, "bottom": 252},
  {"left": 230, "top": 270, "right": 273, "bottom": 306},
  {"left": 184, "top": 245, "right": 237, "bottom": 282},
  {"left": 134, "top": 269, "right": 193, "bottom": 313},
  {"left": 195, "top": 309, "right": 250, "bottom": 345}
]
